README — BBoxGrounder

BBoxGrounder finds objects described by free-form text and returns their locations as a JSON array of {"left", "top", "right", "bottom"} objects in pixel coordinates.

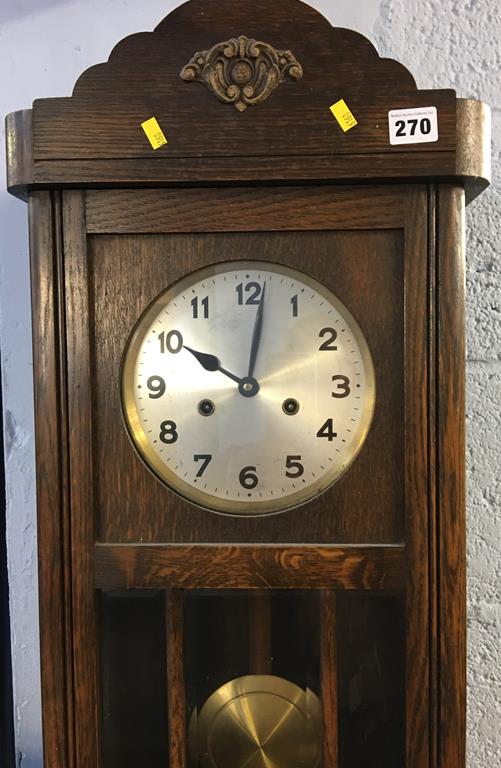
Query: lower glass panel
[
  {"left": 100, "top": 590, "right": 168, "bottom": 767},
  {"left": 337, "top": 593, "right": 405, "bottom": 768},
  {"left": 98, "top": 589, "right": 405, "bottom": 768}
]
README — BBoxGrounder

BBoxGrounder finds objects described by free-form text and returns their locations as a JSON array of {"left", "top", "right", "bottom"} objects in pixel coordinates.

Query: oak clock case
[
  {"left": 121, "top": 260, "right": 375, "bottom": 516},
  {"left": 5, "top": 1, "right": 490, "bottom": 768}
]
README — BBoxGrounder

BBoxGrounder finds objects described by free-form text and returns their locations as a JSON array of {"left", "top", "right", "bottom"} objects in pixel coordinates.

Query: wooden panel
[
  {"left": 437, "top": 185, "right": 466, "bottom": 768},
  {"left": 30, "top": 0, "right": 456, "bottom": 162},
  {"left": 320, "top": 591, "right": 338, "bottom": 768},
  {"left": 427, "top": 186, "right": 439, "bottom": 768},
  {"left": 63, "top": 192, "right": 101, "bottom": 768},
  {"left": 89, "top": 223, "right": 405, "bottom": 544},
  {"left": 94, "top": 544, "right": 405, "bottom": 591},
  {"left": 27, "top": 151, "right": 457, "bottom": 191},
  {"left": 33, "top": 95, "right": 455, "bottom": 161},
  {"left": 403, "top": 188, "right": 430, "bottom": 768},
  {"left": 57, "top": 182, "right": 434, "bottom": 768},
  {"left": 166, "top": 590, "right": 186, "bottom": 768},
  {"left": 29, "top": 191, "right": 75, "bottom": 768},
  {"left": 85, "top": 186, "right": 405, "bottom": 234}
]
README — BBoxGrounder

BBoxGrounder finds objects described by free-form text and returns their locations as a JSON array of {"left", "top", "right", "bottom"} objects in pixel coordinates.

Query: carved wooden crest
[{"left": 180, "top": 35, "right": 303, "bottom": 111}]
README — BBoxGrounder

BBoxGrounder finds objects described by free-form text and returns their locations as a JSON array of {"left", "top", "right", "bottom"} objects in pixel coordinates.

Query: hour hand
[{"left": 184, "top": 346, "right": 242, "bottom": 385}]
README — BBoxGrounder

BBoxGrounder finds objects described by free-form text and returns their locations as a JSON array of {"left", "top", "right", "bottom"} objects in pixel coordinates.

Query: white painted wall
[{"left": 1, "top": 1, "right": 498, "bottom": 766}]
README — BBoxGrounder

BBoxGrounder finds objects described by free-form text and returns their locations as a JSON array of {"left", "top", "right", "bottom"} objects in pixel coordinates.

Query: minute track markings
[{"left": 125, "top": 261, "right": 374, "bottom": 514}]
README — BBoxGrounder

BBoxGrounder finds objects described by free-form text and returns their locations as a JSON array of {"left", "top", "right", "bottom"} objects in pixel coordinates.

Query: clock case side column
[
  {"left": 404, "top": 187, "right": 432, "bottom": 768},
  {"left": 435, "top": 184, "right": 467, "bottom": 768},
  {"left": 62, "top": 190, "right": 102, "bottom": 767},
  {"left": 28, "top": 190, "right": 76, "bottom": 768}
]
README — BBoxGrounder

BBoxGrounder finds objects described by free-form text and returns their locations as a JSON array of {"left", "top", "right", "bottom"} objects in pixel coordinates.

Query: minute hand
[{"left": 247, "top": 282, "right": 266, "bottom": 379}]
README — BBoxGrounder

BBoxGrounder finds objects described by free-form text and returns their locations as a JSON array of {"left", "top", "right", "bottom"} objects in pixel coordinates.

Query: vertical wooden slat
[
  {"left": 428, "top": 185, "right": 439, "bottom": 768},
  {"left": 249, "top": 592, "right": 272, "bottom": 675},
  {"left": 437, "top": 185, "right": 466, "bottom": 768},
  {"left": 403, "top": 187, "right": 431, "bottom": 768},
  {"left": 166, "top": 589, "right": 186, "bottom": 768},
  {"left": 63, "top": 190, "right": 101, "bottom": 767},
  {"left": 29, "top": 191, "right": 75, "bottom": 768},
  {"left": 320, "top": 590, "right": 337, "bottom": 768}
]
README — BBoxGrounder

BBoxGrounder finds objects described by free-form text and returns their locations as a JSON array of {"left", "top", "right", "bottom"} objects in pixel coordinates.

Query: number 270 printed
[{"left": 388, "top": 107, "right": 438, "bottom": 145}]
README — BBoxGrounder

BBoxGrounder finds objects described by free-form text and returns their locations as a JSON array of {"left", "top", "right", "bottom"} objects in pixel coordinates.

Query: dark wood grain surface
[
  {"left": 95, "top": 544, "right": 405, "bottom": 591},
  {"left": 18, "top": 2, "right": 475, "bottom": 765},
  {"left": 5, "top": 110, "right": 33, "bottom": 200},
  {"left": 248, "top": 592, "right": 272, "bottom": 675},
  {"left": 29, "top": 192, "right": 75, "bottom": 768},
  {"left": 320, "top": 590, "right": 338, "bottom": 768},
  {"left": 427, "top": 186, "right": 439, "bottom": 768},
  {"left": 402, "top": 188, "right": 430, "bottom": 768},
  {"left": 63, "top": 192, "right": 101, "bottom": 767},
  {"left": 83, "top": 187, "right": 407, "bottom": 544},
  {"left": 6, "top": 0, "right": 473, "bottom": 199},
  {"left": 21, "top": 152, "right": 458, "bottom": 191},
  {"left": 437, "top": 186, "right": 466, "bottom": 768},
  {"left": 32, "top": 179, "right": 458, "bottom": 768},
  {"left": 30, "top": 0, "right": 455, "bottom": 161},
  {"left": 166, "top": 590, "right": 187, "bottom": 768},
  {"left": 85, "top": 186, "right": 406, "bottom": 234}
]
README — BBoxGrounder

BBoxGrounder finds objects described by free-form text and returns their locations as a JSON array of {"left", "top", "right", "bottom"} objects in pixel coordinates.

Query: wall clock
[
  {"left": 5, "top": 1, "right": 490, "bottom": 767},
  {"left": 121, "top": 260, "right": 375, "bottom": 515}
]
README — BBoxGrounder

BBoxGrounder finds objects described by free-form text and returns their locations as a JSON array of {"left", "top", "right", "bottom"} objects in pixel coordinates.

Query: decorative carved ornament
[{"left": 180, "top": 35, "right": 303, "bottom": 112}]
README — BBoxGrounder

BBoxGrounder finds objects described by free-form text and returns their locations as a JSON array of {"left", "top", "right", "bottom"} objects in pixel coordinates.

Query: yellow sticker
[
  {"left": 141, "top": 117, "right": 168, "bottom": 150},
  {"left": 330, "top": 99, "right": 358, "bottom": 132}
]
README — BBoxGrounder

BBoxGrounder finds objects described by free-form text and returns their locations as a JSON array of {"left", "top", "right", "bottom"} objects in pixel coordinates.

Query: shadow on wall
[
  {"left": 0, "top": 351, "right": 15, "bottom": 768},
  {"left": 0, "top": 188, "right": 40, "bottom": 767}
]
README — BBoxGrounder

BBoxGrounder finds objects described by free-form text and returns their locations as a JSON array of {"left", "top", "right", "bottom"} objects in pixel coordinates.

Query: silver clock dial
[{"left": 121, "top": 261, "right": 375, "bottom": 516}]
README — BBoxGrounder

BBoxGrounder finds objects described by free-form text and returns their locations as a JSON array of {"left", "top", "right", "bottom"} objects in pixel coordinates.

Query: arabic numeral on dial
[
  {"left": 291, "top": 295, "right": 299, "bottom": 318},
  {"left": 159, "top": 421, "right": 178, "bottom": 444},
  {"left": 159, "top": 330, "right": 183, "bottom": 354},
  {"left": 332, "top": 375, "right": 351, "bottom": 398},
  {"left": 317, "top": 419, "right": 337, "bottom": 441},
  {"left": 147, "top": 376, "right": 166, "bottom": 399},
  {"left": 319, "top": 328, "right": 338, "bottom": 351},
  {"left": 194, "top": 454, "right": 212, "bottom": 478},
  {"left": 236, "top": 282, "right": 262, "bottom": 305},
  {"left": 239, "top": 466, "right": 258, "bottom": 489},
  {"left": 285, "top": 455, "right": 304, "bottom": 478},
  {"left": 191, "top": 296, "right": 209, "bottom": 319}
]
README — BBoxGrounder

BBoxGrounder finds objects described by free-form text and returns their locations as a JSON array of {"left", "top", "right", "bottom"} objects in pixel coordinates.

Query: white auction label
[{"left": 388, "top": 107, "right": 438, "bottom": 145}]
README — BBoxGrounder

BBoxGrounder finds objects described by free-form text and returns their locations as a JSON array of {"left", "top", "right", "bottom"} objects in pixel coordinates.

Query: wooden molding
[
  {"left": 95, "top": 544, "right": 406, "bottom": 591},
  {"left": 4, "top": 0, "right": 487, "bottom": 199}
]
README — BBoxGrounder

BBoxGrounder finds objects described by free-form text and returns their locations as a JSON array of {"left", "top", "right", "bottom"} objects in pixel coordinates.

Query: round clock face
[{"left": 121, "top": 260, "right": 375, "bottom": 516}]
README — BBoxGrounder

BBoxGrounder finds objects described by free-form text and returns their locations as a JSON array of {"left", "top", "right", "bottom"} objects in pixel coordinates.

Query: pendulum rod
[{"left": 249, "top": 591, "right": 272, "bottom": 675}]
